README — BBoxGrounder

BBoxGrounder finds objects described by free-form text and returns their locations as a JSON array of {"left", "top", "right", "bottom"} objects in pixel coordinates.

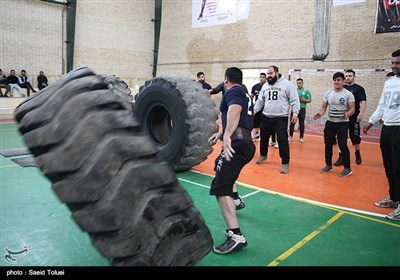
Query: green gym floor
[{"left": 1, "top": 122, "right": 399, "bottom": 267}]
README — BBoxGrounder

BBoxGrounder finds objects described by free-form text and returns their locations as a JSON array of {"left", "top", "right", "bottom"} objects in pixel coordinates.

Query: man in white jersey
[
  {"left": 314, "top": 72, "right": 355, "bottom": 177},
  {"left": 253, "top": 65, "right": 300, "bottom": 174},
  {"left": 363, "top": 49, "right": 400, "bottom": 221}
]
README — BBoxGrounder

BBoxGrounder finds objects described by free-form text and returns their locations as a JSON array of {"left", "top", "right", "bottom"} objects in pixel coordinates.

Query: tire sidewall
[{"left": 133, "top": 82, "right": 188, "bottom": 164}]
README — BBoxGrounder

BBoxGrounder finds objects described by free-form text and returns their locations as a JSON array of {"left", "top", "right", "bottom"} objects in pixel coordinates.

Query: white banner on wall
[
  {"left": 333, "top": 0, "right": 366, "bottom": 6},
  {"left": 192, "top": 0, "right": 250, "bottom": 28}
]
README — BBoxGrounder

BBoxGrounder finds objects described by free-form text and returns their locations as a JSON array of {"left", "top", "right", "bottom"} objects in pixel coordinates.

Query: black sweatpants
[
  {"left": 323, "top": 120, "right": 350, "bottom": 168},
  {"left": 259, "top": 116, "right": 290, "bottom": 164},
  {"left": 380, "top": 125, "right": 400, "bottom": 202},
  {"left": 289, "top": 108, "right": 306, "bottom": 138}
]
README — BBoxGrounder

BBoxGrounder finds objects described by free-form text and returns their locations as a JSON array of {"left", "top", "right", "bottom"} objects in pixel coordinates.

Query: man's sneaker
[
  {"left": 339, "top": 168, "right": 352, "bottom": 177},
  {"left": 355, "top": 151, "right": 362, "bottom": 165},
  {"left": 280, "top": 164, "right": 289, "bottom": 174},
  {"left": 288, "top": 136, "right": 293, "bottom": 142},
  {"left": 256, "top": 155, "right": 267, "bottom": 164},
  {"left": 269, "top": 142, "right": 275, "bottom": 147},
  {"left": 386, "top": 205, "right": 400, "bottom": 221},
  {"left": 375, "top": 196, "right": 400, "bottom": 208},
  {"left": 299, "top": 138, "right": 304, "bottom": 143},
  {"left": 333, "top": 154, "right": 343, "bottom": 166},
  {"left": 233, "top": 197, "right": 245, "bottom": 210},
  {"left": 213, "top": 230, "right": 247, "bottom": 255},
  {"left": 274, "top": 142, "right": 279, "bottom": 149},
  {"left": 251, "top": 131, "right": 260, "bottom": 141},
  {"left": 320, "top": 165, "right": 333, "bottom": 173}
]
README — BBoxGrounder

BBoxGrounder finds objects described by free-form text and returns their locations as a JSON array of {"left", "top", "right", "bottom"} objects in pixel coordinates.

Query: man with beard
[
  {"left": 363, "top": 49, "right": 400, "bottom": 220},
  {"left": 197, "top": 71, "right": 212, "bottom": 90},
  {"left": 253, "top": 66, "right": 300, "bottom": 174}
]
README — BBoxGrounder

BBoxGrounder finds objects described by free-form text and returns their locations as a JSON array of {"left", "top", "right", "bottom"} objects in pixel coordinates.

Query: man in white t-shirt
[{"left": 363, "top": 49, "right": 400, "bottom": 221}]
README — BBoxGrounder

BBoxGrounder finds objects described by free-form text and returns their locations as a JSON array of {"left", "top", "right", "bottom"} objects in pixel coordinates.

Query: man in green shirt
[{"left": 289, "top": 78, "right": 312, "bottom": 143}]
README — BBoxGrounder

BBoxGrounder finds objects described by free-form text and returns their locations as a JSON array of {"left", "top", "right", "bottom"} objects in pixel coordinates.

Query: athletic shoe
[
  {"left": 213, "top": 230, "right": 247, "bottom": 255},
  {"left": 320, "top": 165, "right": 333, "bottom": 173},
  {"left": 280, "top": 164, "right": 289, "bottom": 174},
  {"left": 288, "top": 136, "right": 293, "bottom": 142},
  {"left": 269, "top": 142, "right": 275, "bottom": 147},
  {"left": 333, "top": 154, "right": 343, "bottom": 166},
  {"left": 299, "top": 138, "right": 304, "bottom": 143},
  {"left": 386, "top": 205, "right": 400, "bottom": 221},
  {"left": 375, "top": 196, "right": 400, "bottom": 208},
  {"left": 251, "top": 131, "right": 260, "bottom": 141},
  {"left": 274, "top": 142, "right": 279, "bottom": 149},
  {"left": 339, "top": 168, "right": 352, "bottom": 177},
  {"left": 233, "top": 197, "right": 245, "bottom": 210},
  {"left": 256, "top": 155, "right": 267, "bottom": 164}
]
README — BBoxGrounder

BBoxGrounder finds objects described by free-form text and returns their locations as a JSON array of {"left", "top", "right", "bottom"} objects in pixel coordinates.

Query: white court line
[
  {"left": 177, "top": 177, "right": 210, "bottom": 190},
  {"left": 177, "top": 177, "right": 261, "bottom": 199},
  {"left": 184, "top": 169, "right": 387, "bottom": 219}
]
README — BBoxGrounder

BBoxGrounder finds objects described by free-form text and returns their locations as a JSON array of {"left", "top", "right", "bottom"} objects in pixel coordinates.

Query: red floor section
[{"left": 193, "top": 128, "right": 389, "bottom": 216}]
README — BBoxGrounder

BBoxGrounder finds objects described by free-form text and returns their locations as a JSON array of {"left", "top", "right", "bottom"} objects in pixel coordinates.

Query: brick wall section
[
  {"left": 1, "top": 0, "right": 63, "bottom": 87},
  {"left": 1, "top": 0, "right": 397, "bottom": 134},
  {"left": 74, "top": 1, "right": 154, "bottom": 88},
  {"left": 1, "top": 0, "right": 154, "bottom": 90},
  {"left": 156, "top": 0, "right": 397, "bottom": 133}
]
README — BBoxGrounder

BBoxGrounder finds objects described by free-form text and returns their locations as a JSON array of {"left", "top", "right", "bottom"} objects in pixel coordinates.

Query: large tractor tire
[
  {"left": 133, "top": 76, "right": 219, "bottom": 171},
  {"left": 14, "top": 67, "right": 213, "bottom": 266}
]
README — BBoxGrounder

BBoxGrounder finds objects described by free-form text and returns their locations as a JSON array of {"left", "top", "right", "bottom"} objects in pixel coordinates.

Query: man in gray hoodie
[{"left": 253, "top": 65, "right": 300, "bottom": 174}]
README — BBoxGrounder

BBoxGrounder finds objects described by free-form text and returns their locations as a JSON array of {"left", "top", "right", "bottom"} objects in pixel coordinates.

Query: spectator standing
[
  {"left": 208, "top": 67, "right": 255, "bottom": 254},
  {"left": 289, "top": 78, "right": 312, "bottom": 143},
  {"left": 7, "top": 70, "right": 25, "bottom": 97},
  {"left": 251, "top": 72, "right": 267, "bottom": 140},
  {"left": 37, "top": 71, "right": 48, "bottom": 90},
  {"left": 0, "top": 69, "right": 10, "bottom": 97},
  {"left": 18, "top": 70, "right": 36, "bottom": 97},
  {"left": 253, "top": 66, "right": 300, "bottom": 174},
  {"left": 197, "top": 71, "right": 212, "bottom": 90},
  {"left": 363, "top": 49, "right": 400, "bottom": 221},
  {"left": 333, "top": 70, "right": 366, "bottom": 166},
  {"left": 377, "top": 73, "right": 394, "bottom": 125},
  {"left": 314, "top": 72, "right": 355, "bottom": 177}
]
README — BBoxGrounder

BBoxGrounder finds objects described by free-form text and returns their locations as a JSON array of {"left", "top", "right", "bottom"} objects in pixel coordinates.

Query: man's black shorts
[{"left": 210, "top": 139, "right": 255, "bottom": 196}]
